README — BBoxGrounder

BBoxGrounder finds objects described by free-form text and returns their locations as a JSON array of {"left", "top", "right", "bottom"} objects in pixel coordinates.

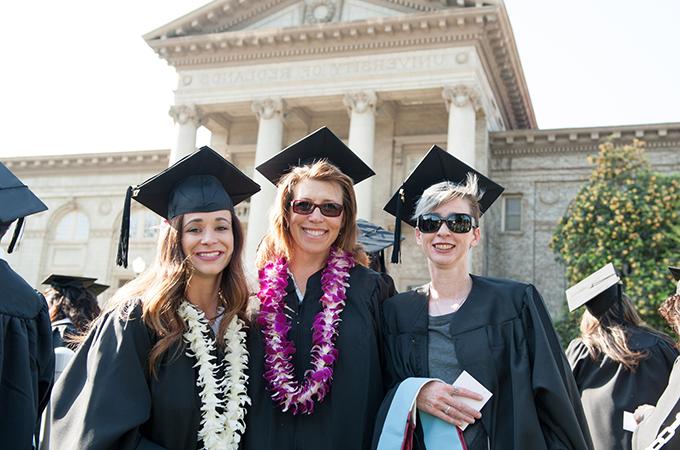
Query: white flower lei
[{"left": 178, "top": 301, "right": 250, "bottom": 450}]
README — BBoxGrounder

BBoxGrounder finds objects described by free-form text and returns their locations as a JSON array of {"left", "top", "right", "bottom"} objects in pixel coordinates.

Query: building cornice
[
  {"left": 3, "top": 149, "right": 170, "bottom": 173},
  {"left": 490, "top": 122, "right": 680, "bottom": 156},
  {"left": 146, "top": 4, "right": 535, "bottom": 129}
]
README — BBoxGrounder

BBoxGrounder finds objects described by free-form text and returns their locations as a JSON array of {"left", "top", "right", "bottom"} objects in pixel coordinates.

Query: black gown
[
  {"left": 243, "top": 264, "right": 393, "bottom": 450},
  {"left": 632, "top": 356, "right": 680, "bottom": 450},
  {"left": 0, "top": 259, "right": 55, "bottom": 450},
  {"left": 50, "top": 300, "right": 235, "bottom": 450},
  {"left": 51, "top": 317, "right": 77, "bottom": 350},
  {"left": 375, "top": 275, "right": 594, "bottom": 450},
  {"left": 566, "top": 330, "right": 678, "bottom": 450}
]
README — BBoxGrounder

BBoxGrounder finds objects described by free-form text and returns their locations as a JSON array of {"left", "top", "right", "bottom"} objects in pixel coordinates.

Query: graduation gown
[
  {"left": 375, "top": 275, "right": 593, "bottom": 450},
  {"left": 51, "top": 300, "right": 232, "bottom": 450},
  {"left": 51, "top": 317, "right": 77, "bottom": 350},
  {"left": 567, "top": 330, "right": 678, "bottom": 450},
  {"left": 632, "top": 356, "right": 680, "bottom": 450},
  {"left": 243, "top": 264, "right": 393, "bottom": 450},
  {"left": 0, "top": 259, "right": 55, "bottom": 450}
]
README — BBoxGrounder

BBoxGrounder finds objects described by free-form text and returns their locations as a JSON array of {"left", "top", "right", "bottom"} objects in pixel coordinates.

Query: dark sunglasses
[
  {"left": 416, "top": 213, "right": 478, "bottom": 234},
  {"left": 290, "top": 199, "right": 344, "bottom": 217}
]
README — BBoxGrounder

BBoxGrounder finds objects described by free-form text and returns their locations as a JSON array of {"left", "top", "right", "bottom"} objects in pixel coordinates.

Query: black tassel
[
  {"left": 7, "top": 217, "right": 24, "bottom": 254},
  {"left": 390, "top": 188, "right": 404, "bottom": 264},
  {"left": 116, "top": 186, "right": 133, "bottom": 268}
]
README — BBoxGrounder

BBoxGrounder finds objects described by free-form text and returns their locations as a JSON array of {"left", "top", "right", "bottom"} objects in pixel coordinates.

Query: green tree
[{"left": 551, "top": 139, "right": 680, "bottom": 344}]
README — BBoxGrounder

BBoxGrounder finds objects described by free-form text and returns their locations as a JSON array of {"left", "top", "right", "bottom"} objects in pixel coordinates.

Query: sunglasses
[
  {"left": 416, "top": 213, "right": 478, "bottom": 234},
  {"left": 290, "top": 199, "right": 344, "bottom": 217}
]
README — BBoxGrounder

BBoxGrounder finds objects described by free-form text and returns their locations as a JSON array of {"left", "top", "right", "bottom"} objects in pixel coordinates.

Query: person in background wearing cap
[
  {"left": 243, "top": 127, "right": 394, "bottom": 450},
  {"left": 632, "top": 267, "right": 680, "bottom": 450},
  {"left": 0, "top": 162, "right": 54, "bottom": 449},
  {"left": 50, "top": 147, "right": 260, "bottom": 450},
  {"left": 565, "top": 263, "right": 677, "bottom": 450},
  {"left": 42, "top": 274, "right": 104, "bottom": 350},
  {"left": 374, "top": 146, "right": 593, "bottom": 450},
  {"left": 357, "top": 218, "right": 399, "bottom": 295}
]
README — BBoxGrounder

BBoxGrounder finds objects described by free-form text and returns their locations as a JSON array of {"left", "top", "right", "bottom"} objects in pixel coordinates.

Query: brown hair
[
  {"left": 47, "top": 286, "right": 101, "bottom": 334},
  {"left": 580, "top": 294, "right": 675, "bottom": 371},
  {"left": 659, "top": 293, "right": 680, "bottom": 337},
  {"left": 255, "top": 160, "right": 368, "bottom": 268},
  {"left": 105, "top": 211, "right": 249, "bottom": 377}
]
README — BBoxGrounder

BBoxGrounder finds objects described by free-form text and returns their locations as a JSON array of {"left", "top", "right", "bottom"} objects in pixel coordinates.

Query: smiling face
[
  {"left": 415, "top": 197, "right": 480, "bottom": 271},
  {"left": 288, "top": 178, "right": 344, "bottom": 260},
  {"left": 180, "top": 210, "right": 234, "bottom": 279}
]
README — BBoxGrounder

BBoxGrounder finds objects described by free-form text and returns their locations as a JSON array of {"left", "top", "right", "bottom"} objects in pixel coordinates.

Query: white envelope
[
  {"left": 452, "top": 371, "right": 493, "bottom": 430},
  {"left": 623, "top": 411, "right": 637, "bottom": 432}
]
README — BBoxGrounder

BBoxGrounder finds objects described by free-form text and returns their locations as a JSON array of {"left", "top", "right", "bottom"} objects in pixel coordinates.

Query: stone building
[{"left": 2, "top": 0, "right": 679, "bottom": 314}]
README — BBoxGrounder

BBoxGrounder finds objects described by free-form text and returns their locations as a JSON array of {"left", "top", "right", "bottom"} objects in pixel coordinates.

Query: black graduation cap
[
  {"left": 566, "top": 263, "right": 622, "bottom": 319},
  {"left": 88, "top": 283, "right": 110, "bottom": 297},
  {"left": 43, "top": 274, "right": 97, "bottom": 290},
  {"left": 0, "top": 162, "right": 48, "bottom": 253},
  {"left": 357, "top": 219, "right": 398, "bottom": 254},
  {"left": 256, "top": 127, "right": 375, "bottom": 185},
  {"left": 383, "top": 145, "right": 504, "bottom": 263},
  {"left": 116, "top": 146, "right": 260, "bottom": 268},
  {"left": 670, "top": 266, "right": 680, "bottom": 282}
]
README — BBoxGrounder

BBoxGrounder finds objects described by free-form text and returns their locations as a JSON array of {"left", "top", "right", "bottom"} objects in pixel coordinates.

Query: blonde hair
[
  {"left": 580, "top": 294, "right": 674, "bottom": 371},
  {"left": 256, "top": 160, "right": 368, "bottom": 268},
  {"left": 659, "top": 293, "right": 680, "bottom": 337},
  {"left": 412, "top": 173, "right": 483, "bottom": 222},
  {"left": 105, "top": 212, "right": 250, "bottom": 377}
]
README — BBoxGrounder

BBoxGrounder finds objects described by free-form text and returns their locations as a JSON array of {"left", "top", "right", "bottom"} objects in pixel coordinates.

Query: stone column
[
  {"left": 442, "top": 85, "right": 481, "bottom": 167},
  {"left": 343, "top": 91, "right": 377, "bottom": 221},
  {"left": 169, "top": 104, "right": 204, "bottom": 164},
  {"left": 244, "top": 98, "right": 285, "bottom": 268}
]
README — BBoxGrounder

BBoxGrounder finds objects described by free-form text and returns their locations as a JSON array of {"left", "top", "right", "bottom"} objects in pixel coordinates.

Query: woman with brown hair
[
  {"left": 50, "top": 147, "right": 260, "bottom": 450},
  {"left": 243, "top": 127, "right": 394, "bottom": 450},
  {"left": 566, "top": 264, "right": 678, "bottom": 450}
]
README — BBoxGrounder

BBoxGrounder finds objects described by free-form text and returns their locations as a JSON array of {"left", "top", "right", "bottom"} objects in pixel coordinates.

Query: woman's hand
[
  {"left": 416, "top": 381, "right": 482, "bottom": 427},
  {"left": 634, "top": 404, "right": 655, "bottom": 424}
]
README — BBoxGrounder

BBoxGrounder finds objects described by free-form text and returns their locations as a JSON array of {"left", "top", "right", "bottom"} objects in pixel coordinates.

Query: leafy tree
[{"left": 551, "top": 139, "right": 680, "bottom": 344}]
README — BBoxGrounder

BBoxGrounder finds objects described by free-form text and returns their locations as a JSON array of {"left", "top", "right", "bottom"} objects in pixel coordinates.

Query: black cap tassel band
[
  {"left": 390, "top": 188, "right": 404, "bottom": 264},
  {"left": 116, "top": 186, "right": 133, "bottom": 268},
  {"left": 7, "top": 217, "right": 25, "bottom": 254}
]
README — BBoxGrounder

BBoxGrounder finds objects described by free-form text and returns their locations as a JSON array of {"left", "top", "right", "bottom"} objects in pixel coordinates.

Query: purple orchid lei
[{"left": 257, "top": 246, "right": 355, "bottom": 415}]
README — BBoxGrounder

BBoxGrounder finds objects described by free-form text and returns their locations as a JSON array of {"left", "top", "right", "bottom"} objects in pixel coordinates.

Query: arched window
[
  {"left": 129, "top": 210, "right": 160, "bottom": 241},
  {"left": 54, "top": 211, "right": 90, "bottom": 241}
]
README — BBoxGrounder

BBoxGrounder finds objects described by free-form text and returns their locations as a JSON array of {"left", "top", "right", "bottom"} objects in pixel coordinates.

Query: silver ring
[{"left": 444, "top": 405, "right": 451, "bottom": 415}]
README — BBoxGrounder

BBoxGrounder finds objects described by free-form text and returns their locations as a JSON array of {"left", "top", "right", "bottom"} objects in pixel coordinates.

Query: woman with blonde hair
[
  {"left": 375, "top": 146, "right": 592, "bottom": 450},
  {"left": 243, "top": 127, "right": 394, "bottom": 450},
  {"left": 50, "top": 147, "right": 260, "bottom": 450},
  {"left": 566, "top": 263, "right": 677, "bottom": 450}
]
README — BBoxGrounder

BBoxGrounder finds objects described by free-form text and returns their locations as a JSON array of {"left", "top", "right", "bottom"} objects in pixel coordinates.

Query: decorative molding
[
  {"left": 343, "top": 90, "right": 377, "bottom": 115},
  {"left": 3, "top": 150, "right": 170, "bottom": 173},
  {"left": 442, "top": 84, "right": 482, "bottom": 111},
  {"left": 169, "top": 104, "right": 205, "bottom": 127},
  {"left": 251, "top": 97, "right": 285, "bottom": 120},
  {"left": 146, "top": 4, "right": 535, "bottom": 130},
  {"left": 303, "top": 0, "right": 339, "bottom": 24},
  {"left": 490, "top": 123, "right": 680, "bottom": 157}
]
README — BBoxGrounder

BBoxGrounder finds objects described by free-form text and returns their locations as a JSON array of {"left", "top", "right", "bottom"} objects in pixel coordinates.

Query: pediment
[{"left": 144, "top": 0, "right": 491, "bottom": 40}]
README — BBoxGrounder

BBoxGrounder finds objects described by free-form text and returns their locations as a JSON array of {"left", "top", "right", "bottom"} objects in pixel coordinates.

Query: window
[
  {"left": 129, "top": 211, "right": 160, "bottom": 240},
  {"left": 503, "top": 195, "right": 522, "bottom": 232},
  {"left": 54, "top": 211, "right": 90, "bottom": 241}
]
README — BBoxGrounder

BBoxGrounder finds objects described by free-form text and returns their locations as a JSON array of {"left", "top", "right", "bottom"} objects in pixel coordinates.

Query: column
[
  {"left": 343, "top": 91, "right": 377, "bottom": 221},
  {"left": 244, "top": 98, "right": 285, "bottom": 269},
  {"left": 169, "top": 104, "right": 204, "bottom": 164},
  {"left": 442, "top": 85, "right": 481, "bottom": 167}
]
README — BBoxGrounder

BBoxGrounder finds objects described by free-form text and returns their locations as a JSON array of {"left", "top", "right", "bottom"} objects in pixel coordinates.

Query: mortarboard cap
[
  {"left": 256, "top": 127, "right": 375, "bottom": 186},
  {"left": 116, "top": 146, "right": 260, "bottom": 268},
  {"left": 566, "top": 263, "right": 622, "bottom": 318},
  {"left": 43, "top": 274, "right": 97, "bottom": 290},
  {"left": 357, "top": 219, "right": 399, "bottom": 254},
  {"left": 383, "top": 145, "right": 504, "bottom": 263},
  {"left": 0, "top": 162, "right": 48, "bottom": 253},
  {"left": 670, "top": 266, "right": 680, "bottom": 282},
  {"left": 88, "top": 283, "right": 110, "bottom": 297}
]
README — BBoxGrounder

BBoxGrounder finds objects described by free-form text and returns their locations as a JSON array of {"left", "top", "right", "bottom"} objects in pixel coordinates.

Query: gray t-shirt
[{"left": 428, "top": 312, "right": 487, "bottom": 449}]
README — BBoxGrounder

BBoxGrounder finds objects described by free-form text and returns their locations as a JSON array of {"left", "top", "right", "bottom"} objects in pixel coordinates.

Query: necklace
[
  {"left": 178, "top": 301, "right": 250, "bottom": 450},
  {"left": 428, "top": 277, "right": 472, "bottom": 315},
  {"left": 257, "top": 246, "right": 355, "bottom": 415}
]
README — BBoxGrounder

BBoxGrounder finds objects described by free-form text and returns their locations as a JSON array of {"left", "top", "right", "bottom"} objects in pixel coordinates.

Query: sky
[{"left": 0, "top": 0, "right": 678, "bottom": 158}]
